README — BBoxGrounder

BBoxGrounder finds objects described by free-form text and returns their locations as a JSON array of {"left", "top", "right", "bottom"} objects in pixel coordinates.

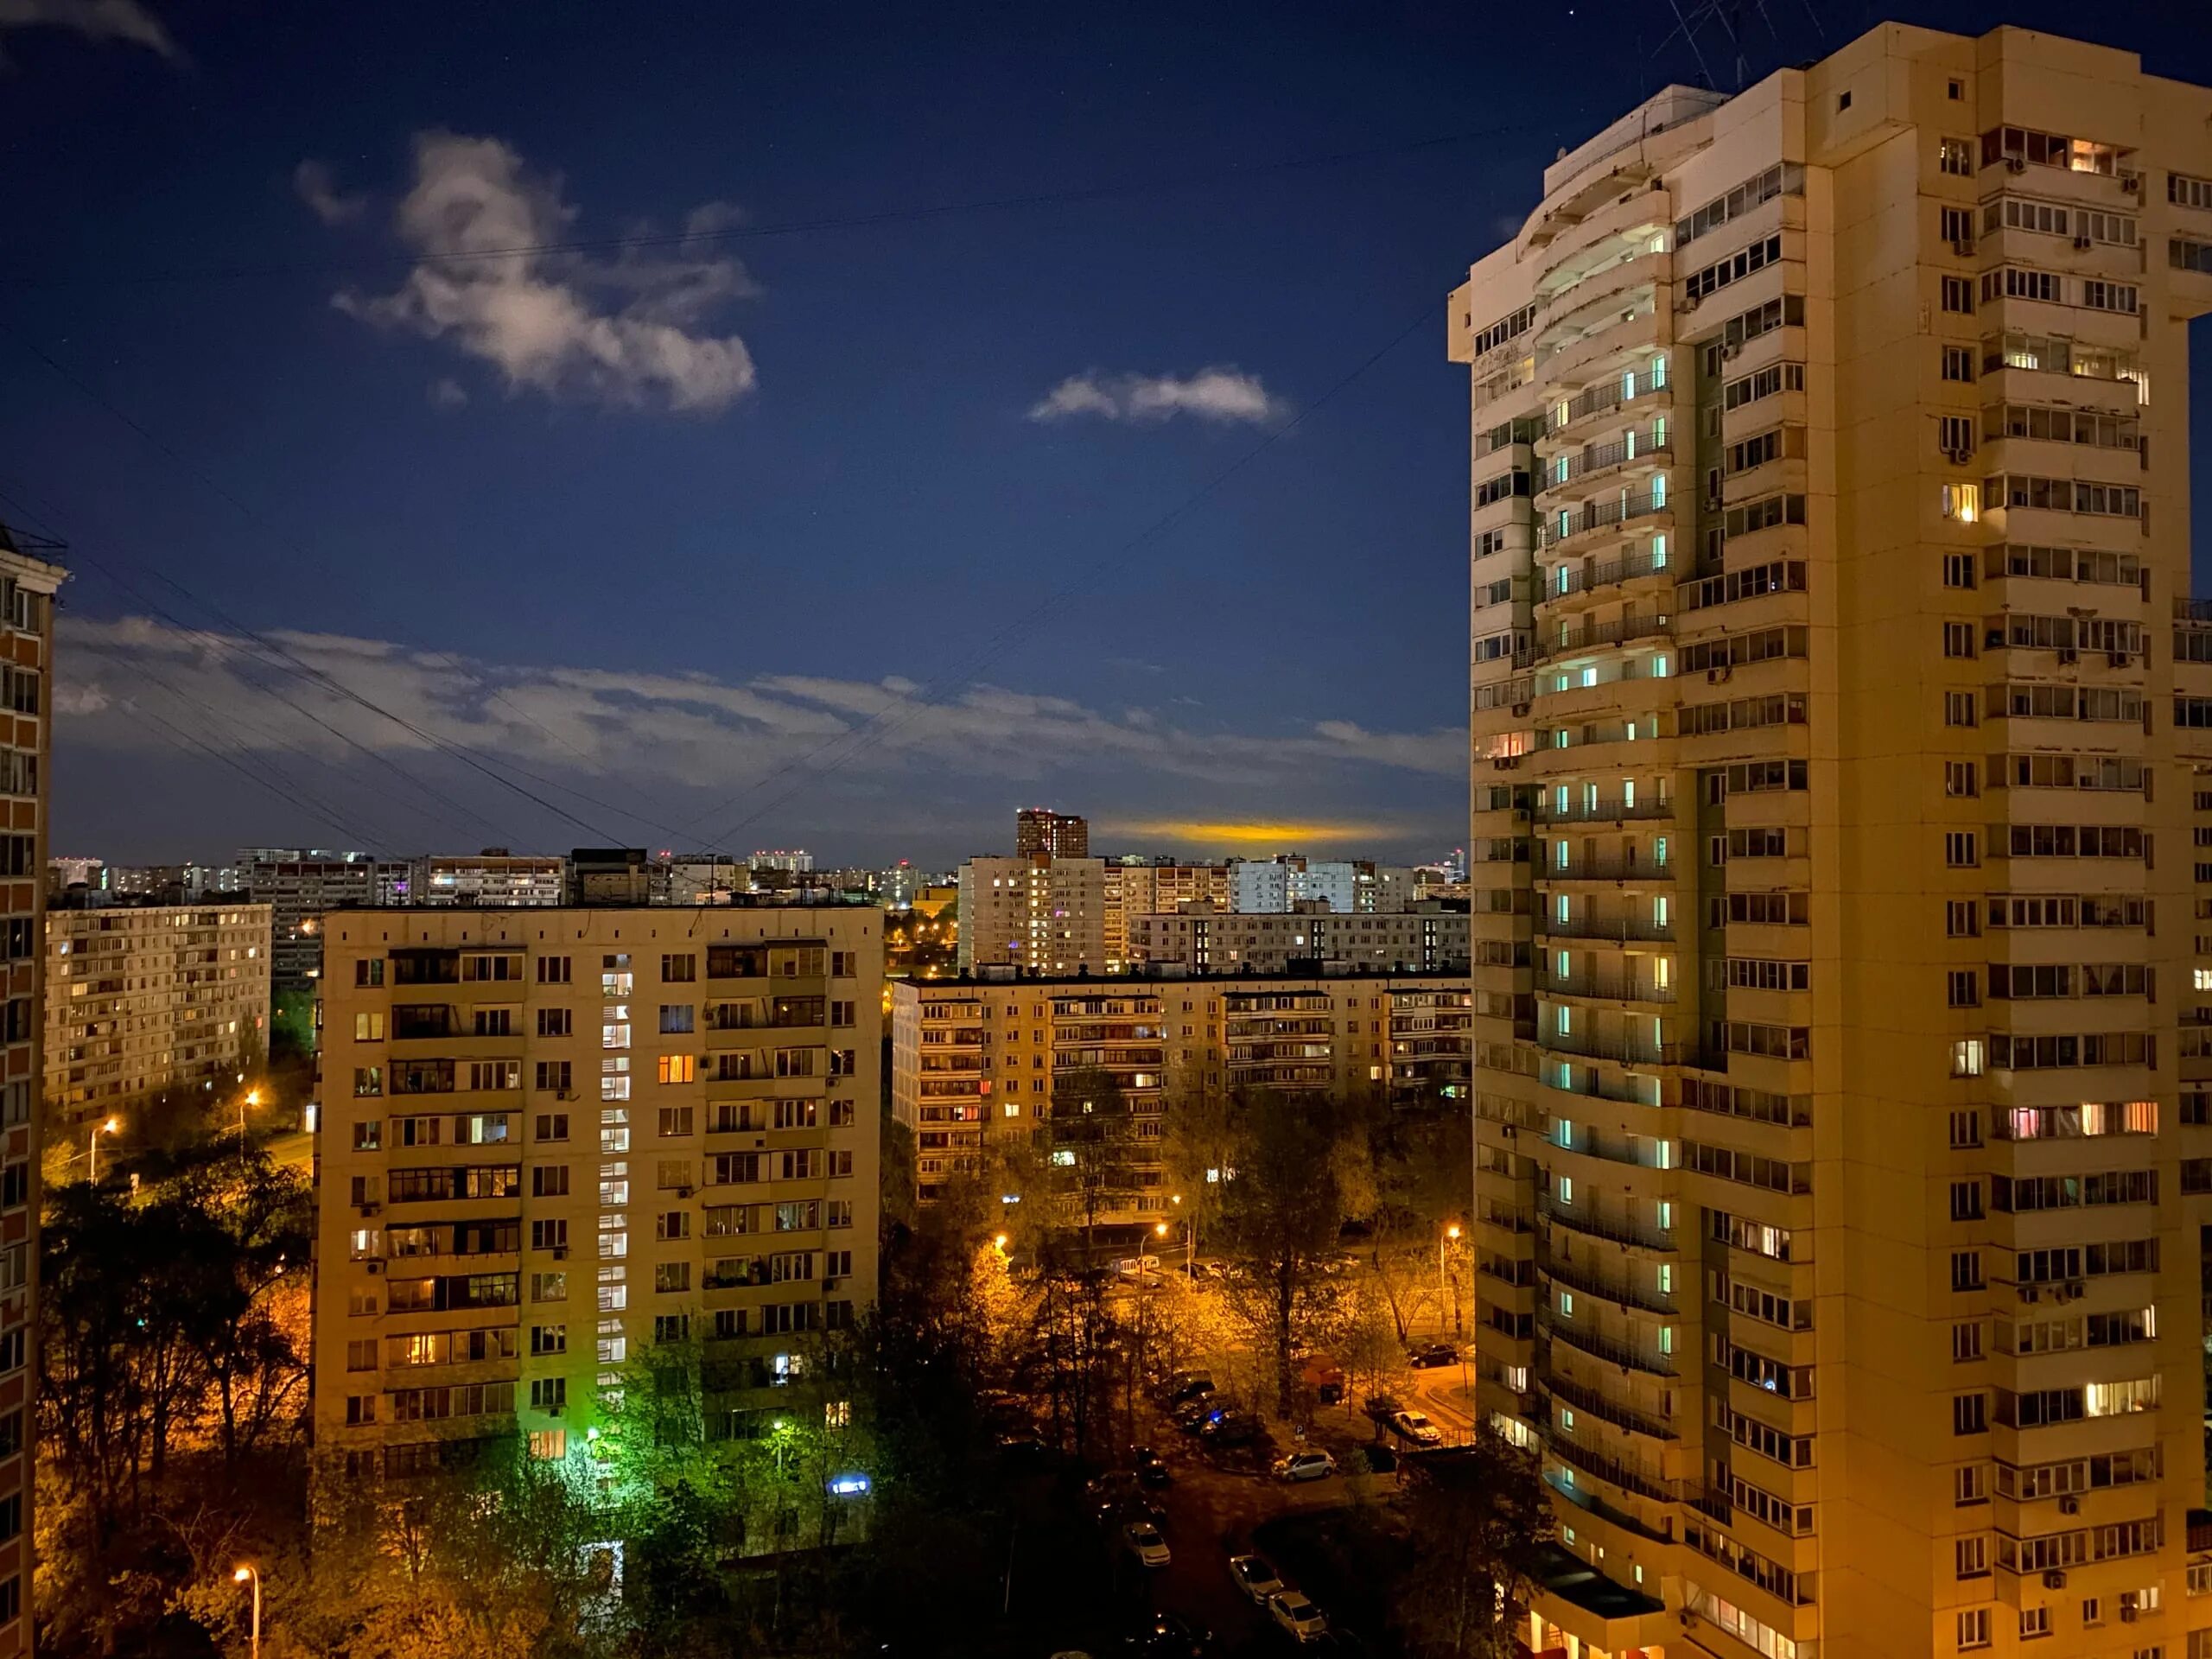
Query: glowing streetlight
[
  {"left": 232, "top": 1564, "right": 261, "bottom": 1659},
  {"left": 89, "top": 1116, "right": 119, "bottom": 1182},
  {"left": 1440, "top": 1223, "right": 1465, "bottom": 1338},
  {"left": 1154, "top": 1222, "right": 1168, "bottom": 1237},
  {"left": 993, "top": 1233, "right": 1009, "bottom": 1253}
]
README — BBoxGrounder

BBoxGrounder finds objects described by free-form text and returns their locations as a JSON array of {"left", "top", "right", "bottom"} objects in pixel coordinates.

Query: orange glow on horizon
[{"left": 1109, "top": 819, "right": 1393, "bottom": 848}]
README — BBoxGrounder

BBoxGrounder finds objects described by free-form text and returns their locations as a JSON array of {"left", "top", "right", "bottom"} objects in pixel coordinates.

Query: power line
[{"left": 0, "top": 121, "right": 1522, "bottom": 292}]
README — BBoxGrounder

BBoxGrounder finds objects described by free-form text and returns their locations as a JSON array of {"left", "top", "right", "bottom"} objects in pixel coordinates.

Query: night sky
[{"left": 3, "top": 0, "right": 2207, "bottom": 868}]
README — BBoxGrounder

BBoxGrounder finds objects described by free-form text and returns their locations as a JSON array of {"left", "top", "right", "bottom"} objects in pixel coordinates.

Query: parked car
[
  {"left": 1268, "top": 1591, "right": 1329, "bottom": 1643},
  {"left": 1361, "top": 1393, "right": 1402, "bottom": 1427},
  {"left": 1198, "top": 1408, "right": 1262, "bottom": 1446},
  {"left": 1166, "top": 1371, "right": 1215, "bottom": 1404},
  {"left": 1273, "top": 1449, "right": 1338, "bottom": 1483},
  {"left": 1134, "top": 1446, "right": 1172, "bottom": 1487},
  {"left": 1390, "top": 1408, "right": 1443, "bottom": 1446},
  {"left": 1407, "top": 1341, "right": 1458, "bottom": 1369},
  {"left": 1130, "top": 1611, "right": 1213, "bottom": 1656},
  {"left": 1361, "top": 1441, "right": 1397, "bottom": 1473},
  {"left": 1173, "top": 1398, "right": 1216, "bottom": 1433},
  {"left": 1123, "top": 1520, "right": 1171, "bottom": 1568},
  {"left": 1228, "top": 1554, "right": 1284, "bottom": 1605}
]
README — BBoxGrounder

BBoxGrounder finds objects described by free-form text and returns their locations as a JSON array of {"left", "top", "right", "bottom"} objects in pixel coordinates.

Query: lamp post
[
  {"left": 1439, "top": 1222, "right": 1463, "bottom": 1338},
  {"left": 239, "top": 1088, "right": 261, "bottom": 1157},
  {"left": 232, "top": 1564, "right": 260, "bottom": 1659},
  {"left": 1171, "top": 1192, "right": 1193, "bottom": 1277},
  {"left": 89, "top": 1116, "right": 119, "bottom": 1182}
]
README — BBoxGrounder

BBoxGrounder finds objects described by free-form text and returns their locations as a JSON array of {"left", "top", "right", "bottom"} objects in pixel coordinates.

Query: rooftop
[{"left": 901, "top": 963, "right": 1471, "bottom": 989}]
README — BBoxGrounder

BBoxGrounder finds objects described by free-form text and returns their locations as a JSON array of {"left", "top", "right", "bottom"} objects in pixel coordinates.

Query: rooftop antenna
[{"left": 1658, "top": 0, "right": 1805, "bottom": 92}]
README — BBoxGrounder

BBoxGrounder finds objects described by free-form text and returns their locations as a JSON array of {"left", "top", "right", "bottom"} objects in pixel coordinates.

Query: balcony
[
  {"left": 1535, "top": 852, "right": 1670, "bottom": 884},
  {"left": 1535, "top": 966, "right": 1676, "bottom": 1004},
  {"left": 1538, "top": 1197, "right": 1676, "bottom": 1255},
  {"left": 1541, "top": 1369, "right": 1679, "bottom": 1440},
  {"left": 1533, "top": 796, "right": 1674, "bottom": 827},
  {"left": 1540, "top": 1311, "right": 1678, "bottom": 1379},
  {"left": 1524, "top": 612, "right": 1672, "bottom": 667},
  {"left": 1540, "top": 1244, "right": 1678, "bottom": 1319},
  {"left": 1537, "top": 547, "right": 1674, "bottom": 609},
  {"left": 1539, "top": 493, "right": 1672, "bottom": 554},
  {"left": 1538, "top": 1027, "right": 1678, "bottom": 1069},
  {"left": 1542, "top": 1437, "right": 1675, "bottom": 1509},
  {"left": 1547, "top": 366, "right": 1670, "bottom": 440},
  {"left": 1539, "top": 433, "right": 1671, "bottom": 504},
  {"left": 1534, "top": 914, "right": 1674, "bottom": 946}
]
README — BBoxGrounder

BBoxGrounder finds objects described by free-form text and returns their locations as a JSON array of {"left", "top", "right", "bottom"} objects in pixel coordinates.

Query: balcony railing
[
  {"left": 1541, "top": 1369, "right": 1679, "bottom": 1440},
  {"left": 1548, "top": 366, "right": 1669, "bottom": 433},
  {"left": 1536, "top": 968, "right": 1677, "bottom": 1003},
  {"left": 1538, "top": 1028, "right": 1679, "bottom": 1068},
  {"left": 1539, "top": 493, "right": 1672, "bottom": 550},
  {"left": 1535, "top": 853, "right": 1671, "bottom": 882},
  {"left": 1534, "top": 914, "right": 1675, "bottom": 945},
  {"left": 1539, "top": 1243, "right": 1679, "bottom": 1319},
  {"left": 1538, "top": 1197, "right": 1677, "bottom": 1255},
  {"left": 1548, "top": 432, "right": 1671, "bottom": 491},
  {"left": 1539, "top": 1311, "right": 1679, "bottom": 1378},
  {"left": 1532, "top": 797, "right": 1674, "bottom": 826},
  {"left": 1524, "top": 612, "right": 1673, "bottom": 664},
  {"left": 1540, "top": 547, "right": 1672, "bottom": 603}
]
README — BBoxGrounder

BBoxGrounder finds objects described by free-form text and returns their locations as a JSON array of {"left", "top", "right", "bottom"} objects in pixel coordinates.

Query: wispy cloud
[
  {"left": 1029, "top": 366, "right": 1282, "bottom": 425},
  {"left": 327, "top": 131, "right": 760, "bottom": 415},
  {"left": 0, "top": 0, "right": 175, "bottom": 57},
  {"left": 427, "top": 377, "right": 468, "bottom": 410},
  {"left": 57, "top": 616, "right": 1461, "bottom": 798},
  {"left": 292, "top": 158, "right": 366, "bottom": 226}
]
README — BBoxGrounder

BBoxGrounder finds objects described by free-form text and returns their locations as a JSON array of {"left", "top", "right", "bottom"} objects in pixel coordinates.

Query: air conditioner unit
[
  {"left": 1719, "top": 342, "right": 1742, "bottom": 359},
  {"left": 1512, "top": 702, "right": 1533, "bottom": 717},
  {"left": 2121, "top": 175, "right": 2139, "bottom": 194},
  {"left": 2107, "top": 651, "right": 2129, "bottom": 668},
  {"left": 2043, "top": 1569, "right": 2067, "bottom": 1590},
  {"left": 357, "top": 1201, "right": 381, "bottom": 1217},
  {"left": 556, "top": 1090, "right": 574, "bottom": 1101},
  {"left": 365, "top": 1260, "right": 384, "bottom": 1275},
  {"left": 2058, "top": 1494, "right": 2080, "bottom": 1515},
  {"left": 677, "top": 1185, "right": 694, "bottom": 1198},
  {"left": 2073, "top": 234, "right": 2093, "bottom": 251},
  {"left": 2005, "top": 156, "right": 2027, "bottom": 174},
  {"left": 2057, "top": 647, "right": 2078, "bottom": 664}
]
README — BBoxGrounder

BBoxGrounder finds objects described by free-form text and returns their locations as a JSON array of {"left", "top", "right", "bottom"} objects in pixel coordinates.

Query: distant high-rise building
[
  {"left": 748, "top": 849, "right": 814, "bottom": 875},
  {"left": 1101, "top": 859, "right": 1231, "bottom": 968},
  {"left": 957, "top": 855, "right": 1106, "bottom": 976},
  {"left": 666, "top": 854, "right": 745, "bottom": 906},
  {"left": 238, "top": 849, "right": 405, "bottom": 992},
  {"left": 1014, "top": 807, "right": 1088, "bottom": 860},
  {"left": 1457, "top": 26, "right": 2212, "bottom": 1657},
  {"left": 44, "top": 901, "right": 272, "bottom": 1126},
  {"left": 0, "top": 522, "right": 65, "bottom": 1659},
  {"left": 411, "top": 850, "right": 566, "bottom": 907},
  {"left": 565, "top": 847, "right": 668, "bottom": 907},
  {"left": 1230, "top": 855, "right": 1356, "bottom": 915},
  {"left": 1125, "top": 902, "right": 1467, "bottom": 976},
  {"left": 46, "top": 855, "right": 101, "bottom": 894}
]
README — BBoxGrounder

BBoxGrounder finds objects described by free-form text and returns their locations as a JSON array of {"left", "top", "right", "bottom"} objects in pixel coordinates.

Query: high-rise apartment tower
[
  {"left": 1458, "top": 25, "right": 2212, "bottom": 1659},
  {"left": 1014, "top": 807, "right": 1089, "bottom": 861}
]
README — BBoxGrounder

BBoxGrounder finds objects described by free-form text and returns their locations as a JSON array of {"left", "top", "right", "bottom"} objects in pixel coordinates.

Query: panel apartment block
[
  {"left": 1452, "top": 24, "right": 2212, "bottom": 1659},
  {"left": 314, "top": 906, "right": 881, "bottom": 1477},
  {"left": 891, "top": 970, "right": 1471, "bottom": 1210},
  {"left": 44, "top": 901, "right": 272, "bottom": 1126}
]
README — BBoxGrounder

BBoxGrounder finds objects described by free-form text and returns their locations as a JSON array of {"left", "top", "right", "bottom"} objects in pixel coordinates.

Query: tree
[
  {"left": 1211, "top": 1090, "right": 1350, "bottom": 1412},
  {"left": 1396, "top": 1427, "right": 1555, "bottom": 1659}
]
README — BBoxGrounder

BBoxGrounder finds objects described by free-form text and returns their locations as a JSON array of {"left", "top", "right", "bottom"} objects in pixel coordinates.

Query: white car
[
  {"left": 1392, "top": 1408, "right": 1443, "bottom": 1445},
  {"left": 1268, "top": 1591, "right": 1329, "bottom": 1643},
  {"left": 1123, "top": 1520, "right": 1171, "bottom": 1568},
  {"left": 1274, "top": 1449, "right": 1338, "bottom": 1483},
  {"left": 1229, "top": 1553, "right": 1284, "bottom": 1604}
]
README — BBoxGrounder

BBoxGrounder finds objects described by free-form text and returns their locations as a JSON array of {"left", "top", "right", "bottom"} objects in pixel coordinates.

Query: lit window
[{"left": 1942, "top": 482, "right": 1980, "bottom": 523}]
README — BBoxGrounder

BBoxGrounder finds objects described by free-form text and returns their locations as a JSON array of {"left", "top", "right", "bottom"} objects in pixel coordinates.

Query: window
[
  {"left": 537, "top": 956, "right": 571, "bottom": 984},
  {"left": 658, "top": 1055, "right": 696, "bottom": 1085},
  {"left": 1945, "top": 831, "right": 1979, "bottom": 868},
  {"left": 1950, "top": 1109, "right": 1982, "bottom": 1147},
  {"left": 532, "top": 1166, "right": 570, "bottom": 1198},
  {"left": 535, "top": 1061, "right": 572, "bottom": 1095},
  {"left": 1941, "top": 205, "right": 1974, "bottom": 244},
  {"left": 534, "top": 1111, "right": 569, "bottom": 1142},
  {"left": 537, "top": 1007, "right": 571, "bottom": 1038},
  {"left": 1942, "top": 275, "right": 1975, "bottom": 314},
  {"left": 2018, "top": 1607, "right": 2049, "bottom": 1640},
  {"left": 1952, "top": 1039, "right": 1986, "bottom": 1077},
  {"left": 1956, "top": 1535, "right": 1988, "bottom": 1577},
  {"left": 658, "top": 1106, "right": 694, "bottom": 1137},
  {"left": 659, "top": 1004, "right": 695, "bottom": 1035},
  {"left": 353, "top": 1012, "right": 385, "bottom": 1042},
  {"left": 1945, "top": 761, "right": 1979, "bottom": 797},
  {"left": 1948, "top": 971, "right": 1980, "bottom": 1008},
  {"left": 662, "top": 953, "right": 696, "bottom": 982},
  {"left": 1942, "top": 552, "right": 1977, "bottom": 589},
  {"left": 531, "top": 1218, "right": 568, "bottom": 1250},
  {"left": 1954, "top": 1393, "right": 1987, "bottom": 1435},
  {"left": 1943, "top": 621, "right": 1977, "bottom": 658},
  {"left": 1942, "top": 481, "right": 1980, "bottom": 523},
  {"left": 1942, "top": 344, "right": 1976, "bottom": 382},
  {"left": 1952, "top": 1249, "right": 1985, "bottom": 1290},
  {"left": 356, "top": 958, "right": 385, "bottom": 988},
  {"left": 1945, "top": 690, "right": 1979, "bottom": 728},
  {"left": 354, "top": 1066, "right": 383, "bottom": 1097},
  {"left": 1940, "top": 137, "right": 1974, "bottom": 176},
  {"left": 1956, "top": 1465, "right": 1987, "bottom": 1505},
  {"left": 1939, "top": 414, "right": 1974, "bottom": 459}
]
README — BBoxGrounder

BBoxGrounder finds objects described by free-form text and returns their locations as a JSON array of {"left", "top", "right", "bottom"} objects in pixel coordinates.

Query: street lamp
[
  {"left": 89, "top": 1116, "right": 119, "bottom": 1182},
  {"left": 1170, "top": 1192, "right": 1194, "bottom": 1277},
  {"left": 232, "top": 1564, "right": 260, "bottom": 1659},
  {"left": 1440, "top": 1223, "right": 1463, "bottom": 1338}
]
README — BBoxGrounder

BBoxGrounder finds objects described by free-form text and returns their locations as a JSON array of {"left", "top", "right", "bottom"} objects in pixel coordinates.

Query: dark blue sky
[{"left": 2, "top": 0, "right": 2207, "bottom": 868}]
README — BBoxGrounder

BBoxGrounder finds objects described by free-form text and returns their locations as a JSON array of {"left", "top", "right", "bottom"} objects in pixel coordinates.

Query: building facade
[
  {"left": 313, "top": 905, "right": 881, "bottom": 1478},
  {"left": 1102, "top": 858, "right": 1232, "bottom": 969},
  {"left": 1124, "top": 903, "right": 1470, "bottom": 976},
  {"left": 956, "top": 855, "right": 1108, "bottom": 976},
  {"left": 1230, "top": 856, "right": 1357, "bottom": 916},
  {"left": 1457, "top": 26, "right": 2212, "bottom": 1659},
  {"left": 409, "top": 852, "right": 567, "bottom": 908},
  {"left": 0, "top": 528, "right": 62, "bottom": 1658},
  {"left": 241, "top": 849, "right": 405, "bottom": 991},
  {"left": 44, "top": 902, "right": 272, "bottom": 1126},
  {"left": 891, "top": 969, "right": 1471, "bottom": 1210},
  {"left": 1014, "top": 807, "right": 1089, "bottom": 861}
]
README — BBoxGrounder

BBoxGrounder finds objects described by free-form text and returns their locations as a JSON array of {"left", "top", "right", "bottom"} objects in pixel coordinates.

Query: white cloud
[
  {"left": 293, "top": 158, "right": 366, "bottom": 226},
  {"left": 1028, "top": 366, "right": 1282, "bottom": 425},
  {"left": 427, "top": 377, "right": 468, "bottom": 410},
  {"left": 56, "top": 616, "right": 1462, "bottom": 801},
  {"left": 332, "top": 131, "right": 759, "bottom": 416},
  {"left": 0, "top": 0, "right": 174, "bottom": 56}
]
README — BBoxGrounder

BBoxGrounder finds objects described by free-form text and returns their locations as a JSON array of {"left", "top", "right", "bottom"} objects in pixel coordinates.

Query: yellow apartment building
[{"left": 1454, "top": 23, "right": 2212, "bottom": 1659}]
